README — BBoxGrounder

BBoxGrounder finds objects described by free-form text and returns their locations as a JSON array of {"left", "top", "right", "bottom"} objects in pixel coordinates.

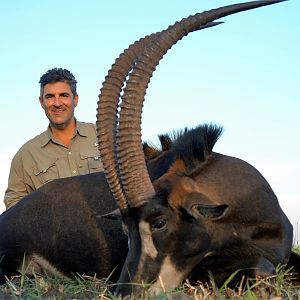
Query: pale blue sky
[{"left": 0, "top": 1, "right": 299, "bottom": 242}]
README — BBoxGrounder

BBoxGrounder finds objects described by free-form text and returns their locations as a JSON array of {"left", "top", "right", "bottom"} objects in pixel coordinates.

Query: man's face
[{"left": 39, "top": 81, "right": 78, "bottom": 129}]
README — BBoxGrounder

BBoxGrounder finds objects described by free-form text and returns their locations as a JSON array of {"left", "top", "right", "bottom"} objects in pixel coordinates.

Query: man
[{"left": 4, "top": 68, "right": 103, "bottom": 209}]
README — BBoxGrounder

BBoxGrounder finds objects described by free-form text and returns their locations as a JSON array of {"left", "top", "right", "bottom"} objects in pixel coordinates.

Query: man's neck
[{"left": 50, "top": 119, "right": 76, "bottom": 148}]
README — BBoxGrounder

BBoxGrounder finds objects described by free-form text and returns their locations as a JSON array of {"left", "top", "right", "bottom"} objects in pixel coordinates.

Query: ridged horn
[
  {"left": 114, "top": 0, "right": 286, "bottom": 207},
  {"left": 97, "top": 22, "right": 220, "bottom": 210},
  {"left": 97, "top": 33, "right": 159, "bottom": 210}
]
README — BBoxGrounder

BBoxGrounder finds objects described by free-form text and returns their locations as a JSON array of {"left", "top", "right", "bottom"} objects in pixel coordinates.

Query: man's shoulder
[
  {"left": 77, "top": 121, "right": 96, "bottom": 128},
  {"left": 11, "top": 130, "right": 49, "bottom": 162},
  {"left": 76, "top": 121, "right": 97, "bottom": 136},
  {"left": 18, "top": 130, "right": 49, "bottom": 153}
]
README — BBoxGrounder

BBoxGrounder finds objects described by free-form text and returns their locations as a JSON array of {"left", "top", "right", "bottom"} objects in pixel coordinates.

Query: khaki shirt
[{"left": 4, "top": 121, "right": 103, "bottom": 209}]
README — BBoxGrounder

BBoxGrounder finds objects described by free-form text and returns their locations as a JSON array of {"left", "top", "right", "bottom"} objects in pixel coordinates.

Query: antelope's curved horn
[
  {"left": 115, "top": 0, "right": 286, "bottom": 207},
  {"left": 97, "top": 22, "right": 219, "bottom": 210},
  {"left": 97, "top": 33, "right": 159, "bottom": 210}
]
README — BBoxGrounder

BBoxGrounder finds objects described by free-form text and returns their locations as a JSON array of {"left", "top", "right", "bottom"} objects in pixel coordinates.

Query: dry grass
[
  {"left": 1, "top": 246, "right": 299, "bottom": 299},
  {"left": 0, "top": 264, "right": 299, "bottom": 300}
]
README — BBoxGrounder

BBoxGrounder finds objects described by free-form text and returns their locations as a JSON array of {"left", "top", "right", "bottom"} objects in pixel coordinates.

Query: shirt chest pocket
[
  {"left": 33, "top": 158, "right": 59, "bottom": 186},
  {"left": 78, "top": 151, "right": 103, "bottom": 175}
]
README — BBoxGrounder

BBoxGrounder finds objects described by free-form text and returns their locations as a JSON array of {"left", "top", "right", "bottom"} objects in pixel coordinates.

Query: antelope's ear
[
  {"left": 189, "top": 204, "right": 228, "bottom": 220},
  {"left": 183, "top": 192, "right": 228, "bottom": 220},
  {"left": 143, "top": 142, "right": 161, "bottom": 160},
  {"left": 97, "top": 208, "right": 122, "bottom": 220}
]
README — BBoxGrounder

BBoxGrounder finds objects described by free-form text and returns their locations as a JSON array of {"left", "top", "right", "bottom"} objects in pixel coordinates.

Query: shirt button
[
  {"left": 72, "top": 170, "right": 76, "bottom": 174},
  {"left": 68, "top": 151, "right": 72, "bottom": 155}
]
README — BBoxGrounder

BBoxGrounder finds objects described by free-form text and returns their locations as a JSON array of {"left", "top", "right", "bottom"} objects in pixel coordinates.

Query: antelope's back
[{"left": 0, "top": 172, "right": 128, "bottom": 282}]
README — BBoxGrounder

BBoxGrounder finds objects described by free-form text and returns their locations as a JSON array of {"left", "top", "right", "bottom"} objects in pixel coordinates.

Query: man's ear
[
  {"left": 39, "top": 96, "right": 44, "bottom": 108},
  {"left": 74, "top": 95, "right": 78, "bottom": 107}
]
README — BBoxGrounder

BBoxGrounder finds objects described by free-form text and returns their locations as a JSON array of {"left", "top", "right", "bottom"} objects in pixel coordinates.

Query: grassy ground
[
  {"left": 0, "top": 264, "right": 299, "bottom": 300},
  {"left": 294, "top": 246, "right": 300, "bottom": 255},
  {"left": 0, "top": 247, "right": 299, "bottom": 299}
]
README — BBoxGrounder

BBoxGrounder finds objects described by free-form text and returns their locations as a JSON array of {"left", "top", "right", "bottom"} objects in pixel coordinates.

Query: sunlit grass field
[{"left": 1, "top": 251, "right": 299, "bottom": 300}]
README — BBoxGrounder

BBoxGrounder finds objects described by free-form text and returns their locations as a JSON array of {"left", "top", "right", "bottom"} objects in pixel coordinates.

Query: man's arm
[{"left": 4, "top": 153, "right": 31, "bottom": 209}]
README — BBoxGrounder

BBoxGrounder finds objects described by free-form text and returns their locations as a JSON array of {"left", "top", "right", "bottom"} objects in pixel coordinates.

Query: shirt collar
[
  {"left": 39, "top": 120, "right": 88, "bottom": 148},
  {"left": 76, "top": 120, "right": 89, "bottom": 137},
  {"left": 39, "top": 129, "right": 52, "bottom": 148}
]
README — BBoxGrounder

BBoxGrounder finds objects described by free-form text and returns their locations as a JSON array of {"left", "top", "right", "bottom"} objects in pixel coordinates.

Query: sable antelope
[
  {"left": 95, "top": 0, "right": 300, "bottom": 296},
  {"left": 1, "top": 0, "right": 299, "bottom": 296}
]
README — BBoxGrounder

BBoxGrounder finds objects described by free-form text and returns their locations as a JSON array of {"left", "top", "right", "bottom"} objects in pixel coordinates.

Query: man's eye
[
  {"left": 60, "top": 93, "right": 70, "bottom": 97},
  {"left": 151, "top": 218, "right": 167, "bottom": 231}
]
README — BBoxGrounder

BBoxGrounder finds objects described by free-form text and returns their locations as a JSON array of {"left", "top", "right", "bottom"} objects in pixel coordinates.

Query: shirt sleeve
[{"left": 3, "top": 151, "right": 33, "bottom": 209}]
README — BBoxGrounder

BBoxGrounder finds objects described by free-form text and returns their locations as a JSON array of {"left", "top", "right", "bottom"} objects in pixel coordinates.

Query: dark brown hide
[{"left": 116, "top": 125, "right": 294, "bottom": 296}]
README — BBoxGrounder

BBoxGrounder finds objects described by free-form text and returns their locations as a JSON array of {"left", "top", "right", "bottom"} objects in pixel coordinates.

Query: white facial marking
[
  {"left": 133, "top": 220, "right": 159, "bottom": 280},
  {"left": 139, "top": 220, "right": 158, "bottom": 259},
  {"left": 150, "top": 256, "right": 185, "bottom": 294}
]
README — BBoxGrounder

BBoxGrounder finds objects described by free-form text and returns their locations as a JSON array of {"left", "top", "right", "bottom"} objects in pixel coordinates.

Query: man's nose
[{"left": 53, "top": 95, "right": 62, "bottom": 106}]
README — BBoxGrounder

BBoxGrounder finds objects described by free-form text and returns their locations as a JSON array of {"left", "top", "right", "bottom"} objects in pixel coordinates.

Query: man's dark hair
[{"left": 39, "top": 68, "right": 77, "bottom": 97}]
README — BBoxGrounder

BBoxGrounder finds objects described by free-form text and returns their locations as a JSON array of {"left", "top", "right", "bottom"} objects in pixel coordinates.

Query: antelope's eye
[{"left": 151, "top": 218, "right": 167, "bottom": 231}]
